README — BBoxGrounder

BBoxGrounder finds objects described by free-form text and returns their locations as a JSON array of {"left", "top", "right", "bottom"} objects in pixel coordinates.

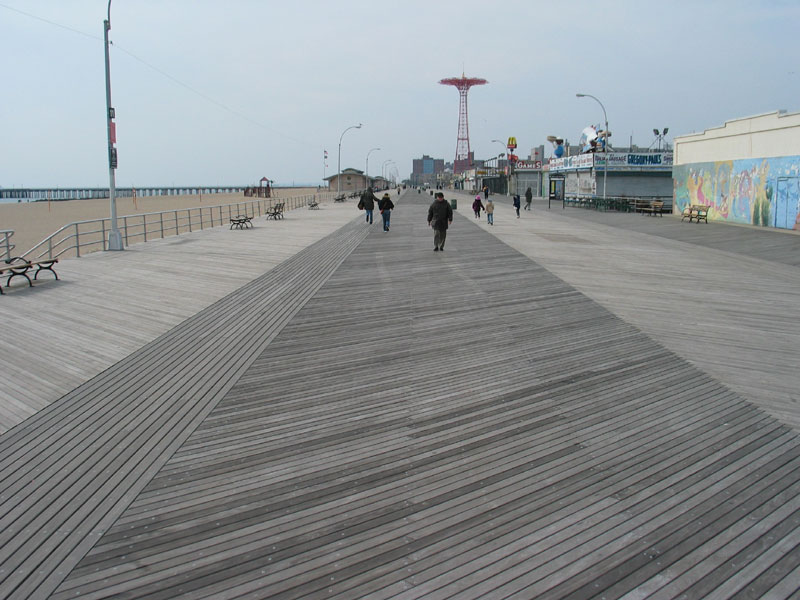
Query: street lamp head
[{"left": 576, "top": 93, "right": 586, "bottom": 98}]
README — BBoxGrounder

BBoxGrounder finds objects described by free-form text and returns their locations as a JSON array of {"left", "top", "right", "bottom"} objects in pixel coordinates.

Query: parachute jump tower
[{"left": 439, "top": 73, "right": 488, "bottom": 174}]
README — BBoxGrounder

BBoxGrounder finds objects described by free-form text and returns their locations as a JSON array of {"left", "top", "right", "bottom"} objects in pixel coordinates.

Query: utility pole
[{"left": 104, "top": 0, "right": 123, "bottom": 250}]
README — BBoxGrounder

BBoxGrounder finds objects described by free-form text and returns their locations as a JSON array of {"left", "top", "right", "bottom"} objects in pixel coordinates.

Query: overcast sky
[{"left": 2, "top": 0, "right": 799, "bottom": 188}]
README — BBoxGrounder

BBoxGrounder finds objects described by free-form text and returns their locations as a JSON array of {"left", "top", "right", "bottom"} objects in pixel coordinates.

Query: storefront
[{"left": 546, "top": 152, "right": 674, "bottom": 205}]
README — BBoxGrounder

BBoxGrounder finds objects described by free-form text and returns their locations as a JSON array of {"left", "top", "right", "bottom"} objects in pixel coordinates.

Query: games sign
[{"left": 515, "top": 160, "right": 542, "bottom": 170}]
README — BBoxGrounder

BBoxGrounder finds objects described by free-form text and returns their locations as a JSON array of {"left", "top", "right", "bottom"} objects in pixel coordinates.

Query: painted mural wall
[{"left": 673, "top": 156, "right": 800, "bottom": 230}]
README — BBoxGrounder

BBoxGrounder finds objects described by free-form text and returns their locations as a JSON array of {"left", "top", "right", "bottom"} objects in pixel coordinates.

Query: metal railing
[
  {"left": 1, "top": 230, "right": 15, "bottom": 261},
  {"left": 563, "top": 195, "right": 673, "bottom": 212},
  {"left": 21, "top": 192, "right": 335, "bottom": 261}
]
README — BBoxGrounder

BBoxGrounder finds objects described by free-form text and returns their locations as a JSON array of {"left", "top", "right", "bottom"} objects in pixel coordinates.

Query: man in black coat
[
  {"left": 427, "top": 192, "right": 453, "bottom": 252},
  {"left": 360, "top": 187, "right": 379, "bottom": 224}
]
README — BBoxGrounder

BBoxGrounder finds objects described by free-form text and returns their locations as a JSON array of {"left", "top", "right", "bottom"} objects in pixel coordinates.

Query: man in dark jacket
[
  {"left": 427, "top": 192, "right": 453, "bottom": 252},
  {"left": 360, "top": 187, "right": 379, "bottom": 224}
]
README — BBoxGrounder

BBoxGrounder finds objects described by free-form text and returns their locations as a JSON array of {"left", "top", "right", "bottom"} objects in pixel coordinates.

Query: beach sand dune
[{"left": 1, "top": 187, "right": 320, "bottom": 258}]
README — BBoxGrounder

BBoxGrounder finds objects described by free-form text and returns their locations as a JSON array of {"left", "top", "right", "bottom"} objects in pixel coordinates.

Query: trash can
[
  {"left": 450, "top": 198, "right": 457, "bottom": 210},
  {"left": 429, "top": 190, "right": 433, "bottom": 196}
]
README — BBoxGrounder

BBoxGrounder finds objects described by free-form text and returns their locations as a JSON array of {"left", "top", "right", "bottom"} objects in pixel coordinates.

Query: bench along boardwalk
[
  {"left": 2, "top": 194, "right": 800, "bottom": 599},
  {"left": 0, "top": 259, "right": 59, "bottom": 294}
]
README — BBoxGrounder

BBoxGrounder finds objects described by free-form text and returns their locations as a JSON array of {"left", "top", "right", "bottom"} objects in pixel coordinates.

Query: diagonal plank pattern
[
  {"left": 0, "top": 220, "right": 370, "bottom": 599},
  {"left": 44, "top": 195, "right": 800, "bottom": 599}
]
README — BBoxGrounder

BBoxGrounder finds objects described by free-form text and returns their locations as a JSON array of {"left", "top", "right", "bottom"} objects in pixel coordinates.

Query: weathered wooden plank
[
  {"left": 0, "top": 220, "right": 370, "bottom": 599},
  {"left": 50, "top": 195, "right": 800, "bottom": 600}
]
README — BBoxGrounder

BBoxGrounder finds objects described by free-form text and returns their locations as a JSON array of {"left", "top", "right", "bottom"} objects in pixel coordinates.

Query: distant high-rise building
[{"left": 411, "top": 154, "right": 445, "bottom": 186}]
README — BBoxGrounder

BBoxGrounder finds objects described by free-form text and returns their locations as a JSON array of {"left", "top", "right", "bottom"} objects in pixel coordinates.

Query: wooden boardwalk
[
  {"left": 474, "top": 195, "right": 800, "bottom": 432},
  {"left": 0, "top": 201, "right": 358, "bottom": 433},
  {"left": 1, "top": 191, "right": 800, "bottom": 598}
]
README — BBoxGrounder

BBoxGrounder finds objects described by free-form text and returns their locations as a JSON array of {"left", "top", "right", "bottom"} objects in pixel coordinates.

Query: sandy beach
[{"left": 0, "top": 187, "right": 319, "bottom": 258}]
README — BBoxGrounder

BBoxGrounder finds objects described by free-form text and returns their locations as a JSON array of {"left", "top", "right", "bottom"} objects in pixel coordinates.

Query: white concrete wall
[{"left": 674, "top": 110, "right": 800, "bottom": 165}]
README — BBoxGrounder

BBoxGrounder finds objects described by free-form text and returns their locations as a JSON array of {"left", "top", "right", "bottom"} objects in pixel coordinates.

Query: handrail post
[
  {"left": 123, "top": 216, "right": 129, "bottom": 246},
  {"left": 174, "top": 210, "right": 178, "bottom": 235},
  {"left": 75, "top": 223, "right": 81, "bottom": 258},
  {"left": 160, "top": 212, "right": 164, "bottom": 238},
  {"left": 143, "top": 215, "right": 147, "bottom": 242},
  {"left": 101, "top": 220, "right": 107, "bottom": 251},
  {"left": 1, "top": 231, "right": 10, "bottom": 261},
  {"left": 188, "top": 210, "right": 192, "bottom": 232}
]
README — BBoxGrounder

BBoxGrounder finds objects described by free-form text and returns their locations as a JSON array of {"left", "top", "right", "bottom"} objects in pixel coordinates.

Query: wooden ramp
[{"left": 2, "top": 194, "right": 799, "bottom": 599}]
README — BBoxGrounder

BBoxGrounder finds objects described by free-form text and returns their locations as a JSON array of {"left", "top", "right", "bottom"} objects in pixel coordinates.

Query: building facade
[
  {"left": 544, "top": 152, "right": 674, "bottom": 204},
  {"left": 325, "top": 168, "right": 368, "bottom": 192},
  {"left": 411, "top": 155, "right": 445, "bottom": 187},
  {"left": 673, "top": 111, "right": 800, "bottom": 230}
]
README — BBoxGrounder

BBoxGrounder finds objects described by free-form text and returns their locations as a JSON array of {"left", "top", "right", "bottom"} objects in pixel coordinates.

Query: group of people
[
  {"left": 471, "top": 195, "right": 495, "bottom": 225},
  {"left": 358, "top": 185, "right": 534, "bottom": 252},
  {"left": 358, "top": 187, "right": 395, "bottom": 231},
  {"left": 472, "top": 186, "right": 534, "bottom": 223}
]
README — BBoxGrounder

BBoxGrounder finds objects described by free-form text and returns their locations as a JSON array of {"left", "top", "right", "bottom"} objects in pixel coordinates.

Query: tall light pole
[
  {"left": 653, "top": 128, "right": 669, "bottom": 151},
  {"left": 104, "top": 0, "right": 123, "bottom": 250},
  {"left": 337, "top": 123, "right": 362, "bottom": 194},
  {"left": 381, "top": 159, "right": 393, "bottom": 182},
  {"left": 490, "top": 140, "right": 509, "bottom": 195},
  {"left": 576, "top": 93, "right": 608, "bottom": 201},
  {"left": 365, "top": 147, "right": 380, "bottom": 190}
]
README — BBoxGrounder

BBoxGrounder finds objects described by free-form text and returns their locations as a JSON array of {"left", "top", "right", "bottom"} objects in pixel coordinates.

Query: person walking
[
  {"left": 359, "top": 187, "right": 379, "bottom": 224},
  {"left": 482, "top": 185, "right": 489, "bottom": 201},
  {"left": 472, "top": 194, "right": 484, "bottom": 219},
  {"left": 485, "top": 197, "right": 494, "bottom": 225},
  {"left": 427, "top": 192, "right": 453, "bottom": 251},
  {"left": 524, "top": 186, "right": 533, "bottom": 210},
  {"left": 378, "top": 192, "right": 394, "bottom": 232},
  {"left": 513, "top": 194, "right": 521, "bottom": 218}
]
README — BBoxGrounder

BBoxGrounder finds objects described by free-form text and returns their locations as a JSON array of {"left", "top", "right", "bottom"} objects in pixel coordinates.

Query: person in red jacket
[{"left": 472, "top": 195, "right": 484, "bottom": 219}]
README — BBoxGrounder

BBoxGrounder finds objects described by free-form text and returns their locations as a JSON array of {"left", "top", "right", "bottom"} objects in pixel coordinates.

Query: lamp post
[
  {"left": 652, "top": 128, "right": 669, "bottom": 151},
  {"left": 491, "top": 139, "right": 509, "bottom": 195},
  {"left": 365, "top": 147, "right": 380, "bottom": 190},
  {"left": 337, "top": 123, "right": 362, "bottom": 194},
  {"left": 104, "top": 0, "right": 123, "bottom": 250},
  {"left": 576, "top": 93, "right": 608, "bottom": 201},
  {"left": 381, "top": 159, "right": 393, "bottom": 182}
]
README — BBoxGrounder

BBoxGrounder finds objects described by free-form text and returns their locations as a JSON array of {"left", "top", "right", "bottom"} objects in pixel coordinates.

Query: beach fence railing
[
  {"left": 21, "top": 192, "right": 336, "bottom": 261},
  {"left": 1, "top": 230, "right": 15, "bottom": 261}
]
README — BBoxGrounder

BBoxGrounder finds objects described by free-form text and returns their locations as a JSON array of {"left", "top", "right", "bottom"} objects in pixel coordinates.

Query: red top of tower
[{"left": 439, "top": 74, "right": 488, "bottom": 89}]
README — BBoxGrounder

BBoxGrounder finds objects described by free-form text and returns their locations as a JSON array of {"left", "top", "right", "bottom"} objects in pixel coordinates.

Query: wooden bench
[
  {"left": 308, "top": 198, "right": 320, "bottom": 210},
  {"left": 640, "top": 200, "right": 664, "bottom": 217},
  {"left": 266, "top": 202, "right": 285, "bottom": 220},
  {"left": 681, "top": 204, "right": 710, "bottom": 223},
  {"left": 229, "top": 215, "right": 252, "bottom": 229},
  {"left": 333, "top": 195, "right": 346, "bottom": 202},
  {"left": 0, "top": 258, "right": 59, "bottom": 295}
]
